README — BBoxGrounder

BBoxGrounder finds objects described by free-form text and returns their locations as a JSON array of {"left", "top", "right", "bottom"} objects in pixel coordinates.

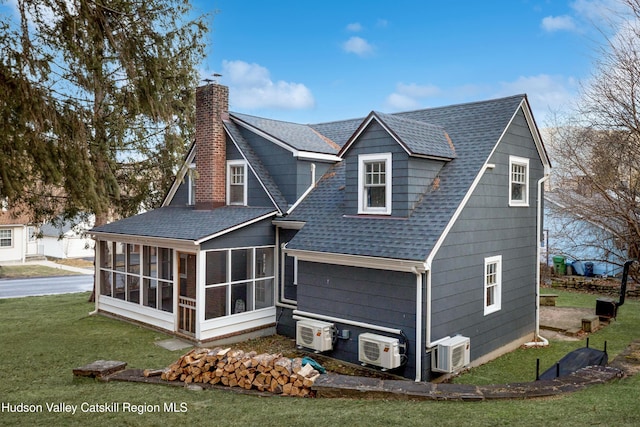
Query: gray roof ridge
[
  {"left": 230, "top": 112, "right": 338, "bottom": 155},
  {"left": 231, "top": 111, "right": 306, "bottom": 126},
  {"left": 392, "top": 93, "right": 526, "bottom": 116},
  {"left": 307, "top": 94, "right": 526, "bottom": 128}
]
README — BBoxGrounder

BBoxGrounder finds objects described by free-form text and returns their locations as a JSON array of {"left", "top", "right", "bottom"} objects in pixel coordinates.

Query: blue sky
[
  {"left": 193, "top": 0, "right": 623, "bottom": 127},
  {"left": 1, "top": 0, "right": 623, "bottom": 127}
]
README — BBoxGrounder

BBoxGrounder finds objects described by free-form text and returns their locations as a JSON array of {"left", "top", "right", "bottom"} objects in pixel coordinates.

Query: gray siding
[
  {"left": 227, "top": 138, "right": 274, "bottom": 207},
  {"left": 297, "top": 262, "right": 417, "bottom": 379},
  {"left": 237, "top": 127, "right": 300, "bottom": 205},
  {"left": 199, "top": 217, "right": 275, "bottom": 250},
  {"left": 429, "top": 109, "right": 542, "bottom": 368},
  {"left": 343, "top": 121, "right": 444, "bottom": 217},
  {"left": 169, "top": 179, "right": 189, "bottom": 206}
]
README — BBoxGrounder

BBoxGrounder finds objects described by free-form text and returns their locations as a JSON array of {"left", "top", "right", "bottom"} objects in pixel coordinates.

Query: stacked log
[{"left": 159, "top": 347, "right": 321, "bottom": 397}]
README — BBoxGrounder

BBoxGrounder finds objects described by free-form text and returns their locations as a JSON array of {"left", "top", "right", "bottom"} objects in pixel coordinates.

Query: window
[
  {"left": 484, "top": 255, "right": 502, "bottom": 315},
  {"left": 98, "top": 240, "right": 174, "bottom": 312},
  {"left": 0, "top": 229, "right": 12, "bottom": 247},
  {"left": 509, "top": 156, "right": 529, "bottom": 206},
  {"left": 204, "top": 246, "right": 275, "bottom": 320},
  {"left": 358, "top": 153, "right": 392, "bottom": 214},
  {"left": 227, "top": 160, "right": 247, "bottom": 205}
]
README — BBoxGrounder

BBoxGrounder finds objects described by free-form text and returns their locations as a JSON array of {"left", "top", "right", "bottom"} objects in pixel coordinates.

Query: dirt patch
[
  {"left": 221, "top": 335, "right": 402, "bottom": 380},
  {"left": 609, "top": 340, "right": 640, "bottom": 376},
  {"left": 51, "top": 257, "right": 94, "bottom": 268}
]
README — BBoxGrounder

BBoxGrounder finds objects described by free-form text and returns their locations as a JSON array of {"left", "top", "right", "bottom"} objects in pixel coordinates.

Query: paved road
[{"left": 0, "top": 275, "right": 94, "bottom": 299}]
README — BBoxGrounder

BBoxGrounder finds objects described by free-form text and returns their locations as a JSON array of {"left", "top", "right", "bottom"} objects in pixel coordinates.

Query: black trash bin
[{"left": 584, "top": 262, "right": 594, "bottom": 277}]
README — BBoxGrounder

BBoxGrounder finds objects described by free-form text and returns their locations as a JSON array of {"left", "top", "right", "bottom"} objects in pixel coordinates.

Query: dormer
[{"left": 340, "top": 112, "right": 456, "bottom": 217}]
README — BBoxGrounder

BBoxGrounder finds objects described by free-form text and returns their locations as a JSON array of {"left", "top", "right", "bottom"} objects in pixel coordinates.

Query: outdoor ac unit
[
  {"left": 432, "top": 335, "right": 470, "bottom": 373},
  {"left": 358, "top": 333, "right": 401, "bottom": 370},
  {"left": 296, "top": 319, "right": 334, "bottom": 352}
]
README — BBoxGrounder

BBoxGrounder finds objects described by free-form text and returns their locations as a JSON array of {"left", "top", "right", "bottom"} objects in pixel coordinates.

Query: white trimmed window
[
  {"left": 227, "top": 160, "right": 247, "bottom": 206},
  {"left": 204, "top": 246, "right": 275, "bottom": 320},
  {"left": 509, "top": 156, "right": 529, "bottom": 206},
  {"left": 484, "top": 255, "right": 502, "bottom": 315},
  {"left": 0, "top": 229, "right": 12, "bottom": 247},
  {"left": 358, "top": 153, "right": 392, "bottom": 215}
]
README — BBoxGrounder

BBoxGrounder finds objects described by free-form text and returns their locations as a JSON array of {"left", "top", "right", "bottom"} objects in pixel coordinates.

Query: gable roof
[
  {"left": 283, "top": 94, "right": 538, "bottom": 262},
  {"left": 340, "top": 111, "right": 456, "bottom": 160},
  {"left": 224, "top": 119, "right": 289, "bottom": 213}
]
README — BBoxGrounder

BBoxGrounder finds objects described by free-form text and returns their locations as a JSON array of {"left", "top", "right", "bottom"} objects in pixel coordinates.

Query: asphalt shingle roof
[
  {"left": 91, "top": 206, "right": 277, "bottom": 242},
  {"left": 231, "top": 113, "right": 339, "bottom": 155},
  {"left": 284, "top": 95, "right": 526, "bottom": 261},
  {"left": 363, "top": 112, "right": 456, "bottom": 159}
]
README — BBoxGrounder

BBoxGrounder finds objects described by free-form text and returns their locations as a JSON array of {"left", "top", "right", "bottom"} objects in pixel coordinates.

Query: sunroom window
[
  {"left": 358, "top": 153, "right": 392, "bottom": 215},
  {"left": 204, "top": 246, "right": 275, "bottom": 320},
  {"left": 99, "top": 241, "right": 173, "bottom": 312}
]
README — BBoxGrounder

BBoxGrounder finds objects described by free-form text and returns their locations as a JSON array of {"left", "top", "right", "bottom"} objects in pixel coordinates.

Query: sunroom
[{"left": 91, "top": 206, "right": 278, "bottom": 343}]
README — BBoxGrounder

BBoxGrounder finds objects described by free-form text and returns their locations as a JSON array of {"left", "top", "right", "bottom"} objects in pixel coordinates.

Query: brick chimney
[{"left": 195, "top": 83, "right": 229, "bottom": 210}]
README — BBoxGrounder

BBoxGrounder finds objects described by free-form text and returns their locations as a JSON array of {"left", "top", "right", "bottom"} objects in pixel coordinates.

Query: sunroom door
[{"left": 178, "top": 252, "right": 197, "bottom": 335}]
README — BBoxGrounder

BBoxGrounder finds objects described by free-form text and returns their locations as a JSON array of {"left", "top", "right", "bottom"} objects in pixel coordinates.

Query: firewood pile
[{"left": 156, "top": 347, "right": 321, "bottom": 397}]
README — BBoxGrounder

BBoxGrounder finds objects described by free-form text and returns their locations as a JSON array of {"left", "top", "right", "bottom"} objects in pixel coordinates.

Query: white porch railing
[{"left": 178, "top": 296, "right": 196, "bottom": 335}]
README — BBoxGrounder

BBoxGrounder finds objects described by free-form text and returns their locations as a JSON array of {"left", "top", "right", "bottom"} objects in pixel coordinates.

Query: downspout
[
  {"left": 88, "top": 238, "right": 99, "bottom": 316},
  {"left": 525, "top": 174, "right": 550, "bottom": 347},
  {"left": 412, "top": 266, "right": 423, "bottom": 382}
]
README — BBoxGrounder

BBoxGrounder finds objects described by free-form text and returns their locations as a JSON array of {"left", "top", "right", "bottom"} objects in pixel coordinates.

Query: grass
[
  {"left": 0, "top": 291, "right": 639, "bottom": 426},
  {"left": 453, "top": 289, "right": 637, "bottom": 385},
  {"left": 0, "top": 264, "right": 81, "bottom": 279}
]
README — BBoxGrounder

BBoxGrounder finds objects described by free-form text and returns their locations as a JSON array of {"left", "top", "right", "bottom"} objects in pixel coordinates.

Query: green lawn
[
  {"left": 1, "top": 291, "right": 639, "bottom": 426},
  {"left": 0, "top": 264, "right": 81, "bottom": 279}
]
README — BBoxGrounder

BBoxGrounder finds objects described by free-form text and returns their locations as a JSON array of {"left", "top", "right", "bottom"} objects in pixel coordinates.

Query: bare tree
[{"left": 551, "top": 0, "right": 640, "bottom": 273}]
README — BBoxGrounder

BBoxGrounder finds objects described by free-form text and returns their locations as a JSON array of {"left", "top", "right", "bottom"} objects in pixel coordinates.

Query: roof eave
[{"left": 284, "top": 247, "right": 427, "bottom": 273}]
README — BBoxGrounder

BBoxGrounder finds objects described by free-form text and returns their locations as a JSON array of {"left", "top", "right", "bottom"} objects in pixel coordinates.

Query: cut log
[{"left": 144, "top": 368, "right": 166, "bottom": 378}]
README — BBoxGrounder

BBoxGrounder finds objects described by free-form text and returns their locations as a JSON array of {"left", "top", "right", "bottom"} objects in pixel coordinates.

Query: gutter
[
  {"left": 525, "top": 174, "right": 550, "bottom": 348},
  {"left": 412, "top": 266, "right": 423, "bottom": 382}
]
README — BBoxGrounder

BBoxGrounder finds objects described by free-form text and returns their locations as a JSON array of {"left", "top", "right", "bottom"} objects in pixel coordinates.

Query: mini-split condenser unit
[
  {"left": 295, "top": 319, "right": 334, "bottom": 352},
  {"left": 431, "top": 335, "right": 470, "bottom": 373},
  {"left": 358, "top": 333, "right": 401, "bottom": 370}
]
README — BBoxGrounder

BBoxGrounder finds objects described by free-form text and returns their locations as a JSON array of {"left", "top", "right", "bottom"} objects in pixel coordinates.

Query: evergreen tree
[{"left": 0, "top": 0, "right": 209, "bottom": 225}]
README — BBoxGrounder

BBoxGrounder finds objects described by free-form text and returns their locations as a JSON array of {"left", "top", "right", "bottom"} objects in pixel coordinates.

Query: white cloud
[
  {"left": 383, "top": 76, "right": 576, "bottom": 126},
  {"left": 342, "top": 36, "right": 375, "bottom": 57},
  {"left": 396, "top": 82, "right": 441, "bottom": 98},
  {"left": 495, "top": 74, "right": 578, "bottom": 126},
  {"left": 570, "top": 0, "right": 622, "bottom": 22},
  {"left": 386, "top": 93, "right": 421, "bottom": 110},
  {"left": 220, "top": 60, "right": 315, "bottom": 110},
  {"left": 346, "top": 22, "right": 362, "bottom": 32},
  {"left": 385, "top": 82, "right": 442, "bottom": 110},
  {"left": 541, "top": 15, "right": 577, "bottom": 32}
]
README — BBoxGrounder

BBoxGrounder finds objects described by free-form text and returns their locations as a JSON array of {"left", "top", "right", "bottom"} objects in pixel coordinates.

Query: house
[
  {"left": 39, "top": 217, "right": 95, "bottom": 260},
  {"left": 0, "top": 203, "right": 39, "bottom": 263},
  {"left": 0, "top": 201, "right": 94, "bottom": 263},
  {"left": 90, "top": 83, "right": 551, "bottom": 381}
]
